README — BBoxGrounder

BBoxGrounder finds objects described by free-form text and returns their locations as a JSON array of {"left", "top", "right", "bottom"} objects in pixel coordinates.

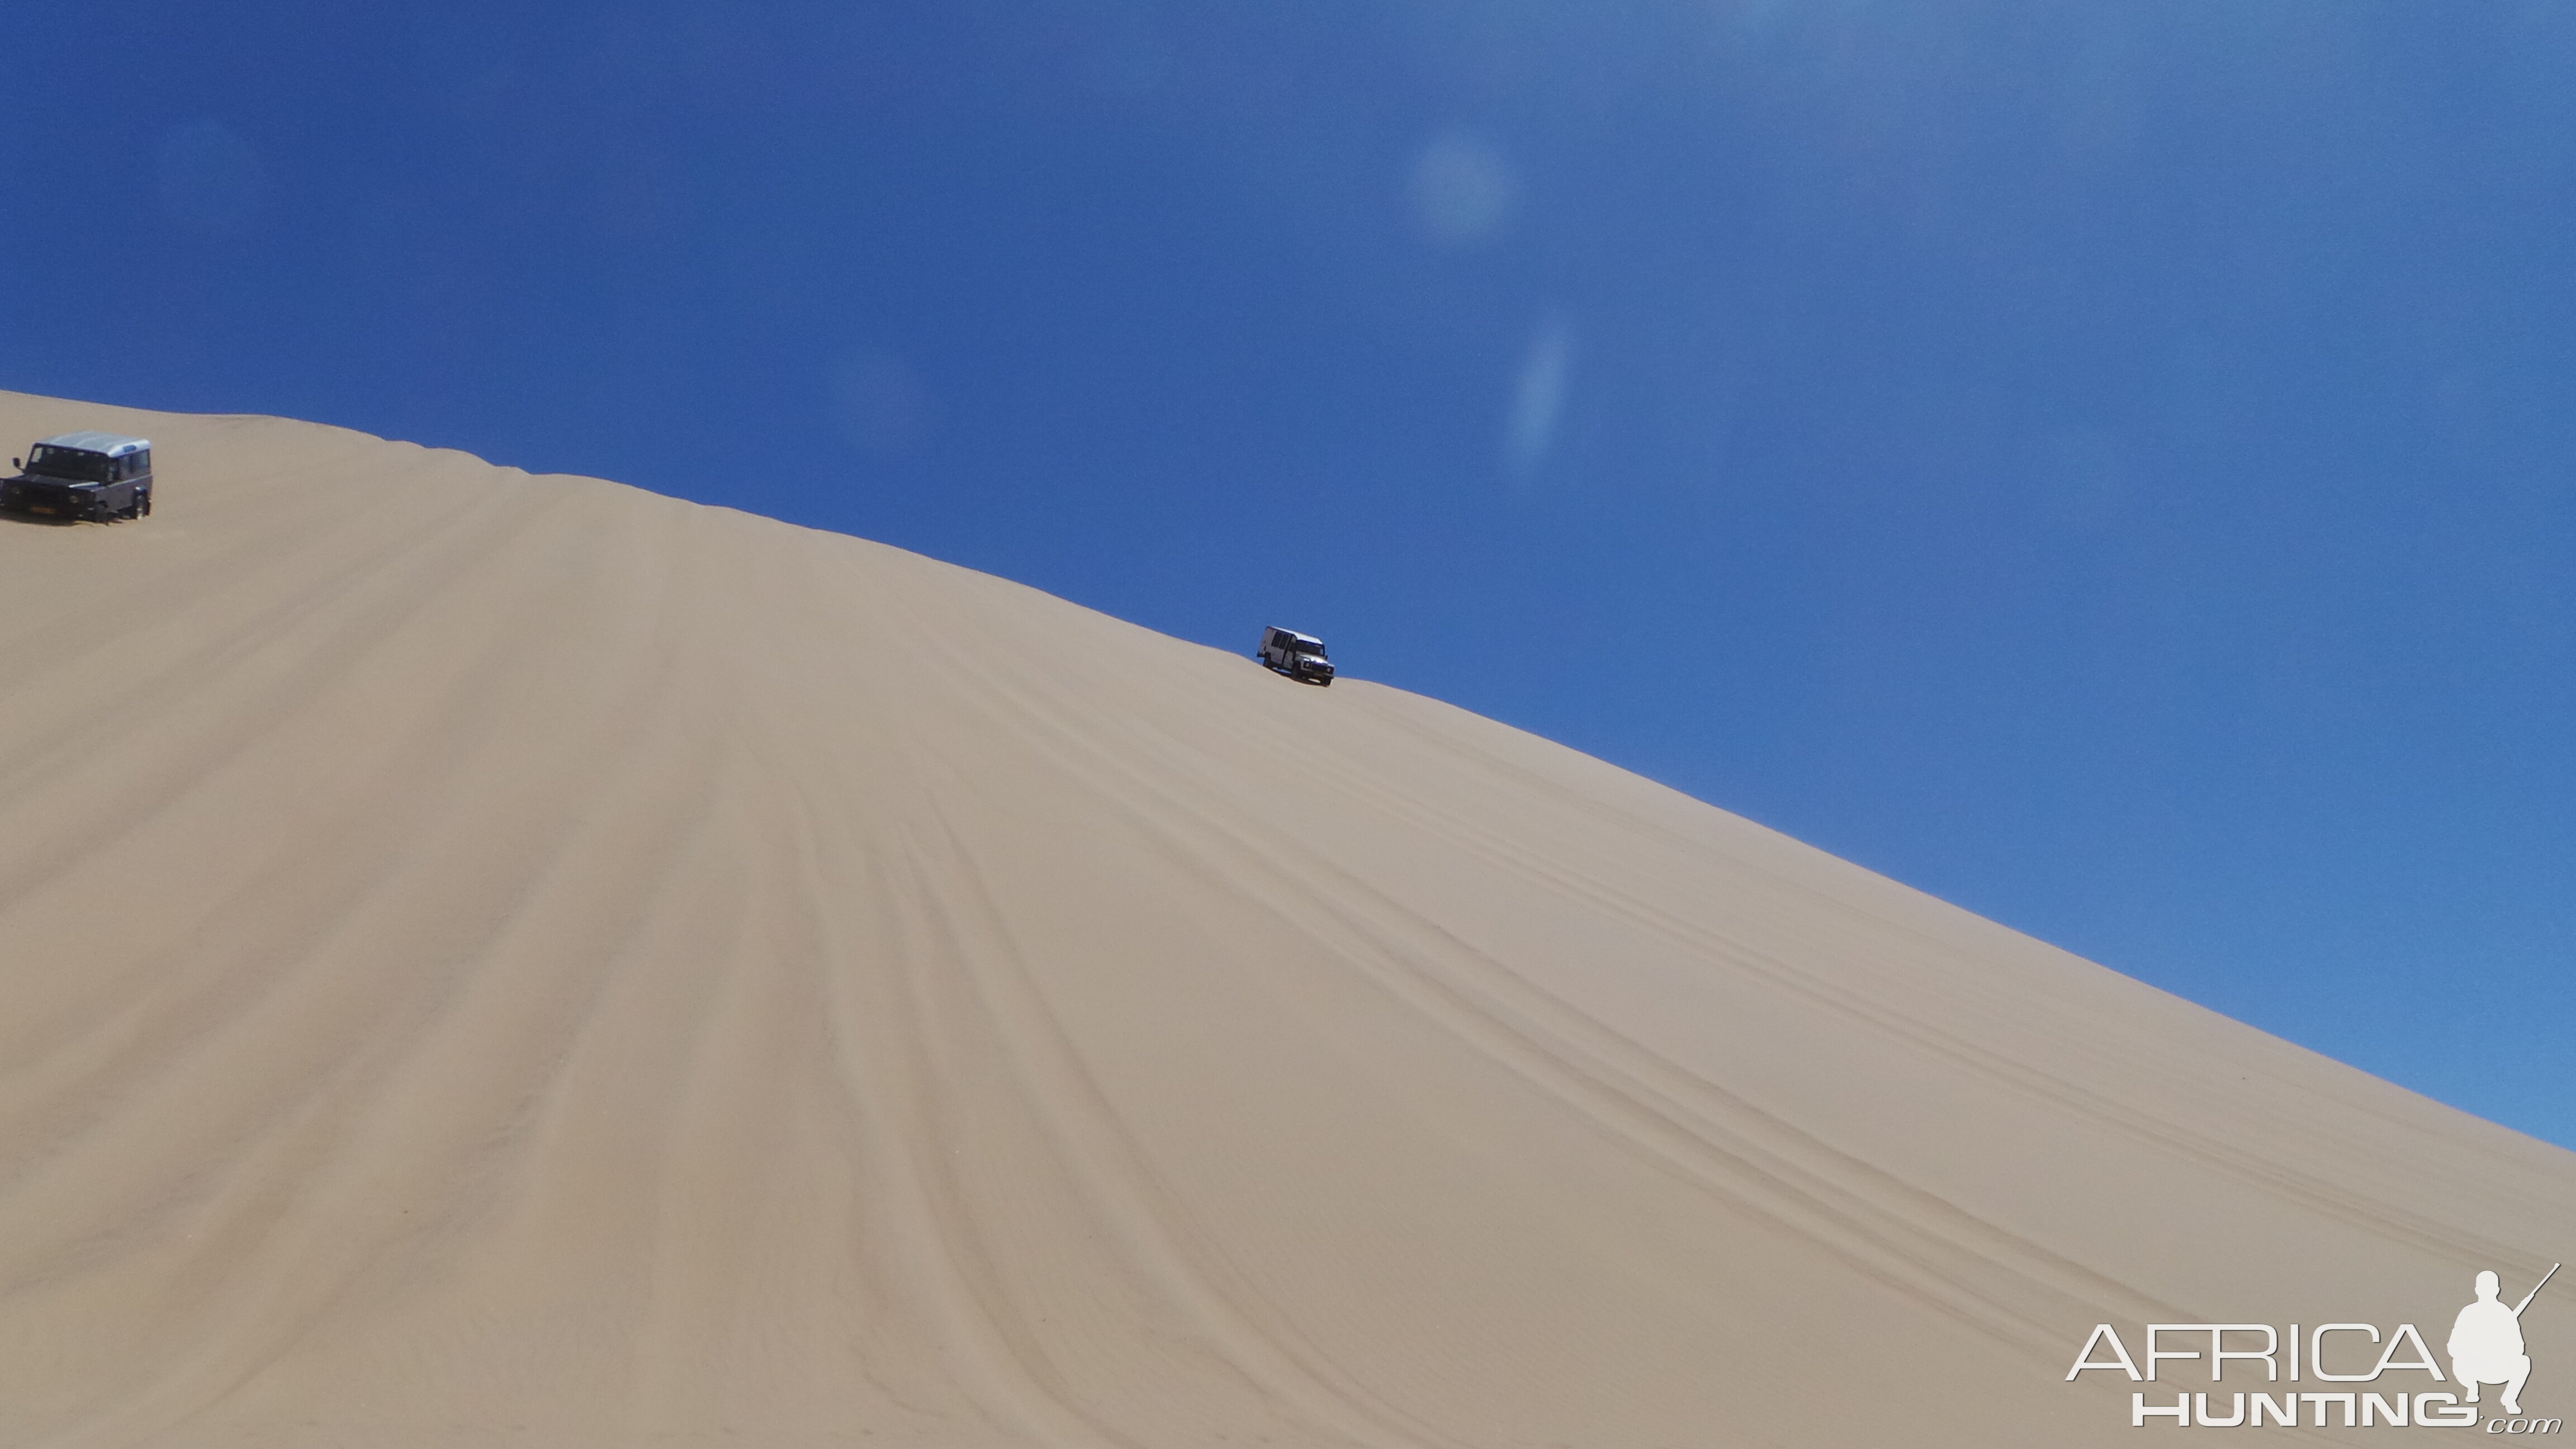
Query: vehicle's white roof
[
  {"left": 1265, "top": 626, "right": 1324, "bottom": 645},
  {"left": 34, "top": 430, "right": 151, "bottom": 457}
]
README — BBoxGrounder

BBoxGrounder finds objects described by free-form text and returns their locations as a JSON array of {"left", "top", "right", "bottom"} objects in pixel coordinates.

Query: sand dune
[{"left": 0, "top": 390, "right": 2566, "bottom": 1447}]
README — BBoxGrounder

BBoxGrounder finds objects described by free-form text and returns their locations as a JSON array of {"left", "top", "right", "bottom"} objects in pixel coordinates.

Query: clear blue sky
[{"left": 5, "top": 1, "right": 2570, "bottom": 1148}]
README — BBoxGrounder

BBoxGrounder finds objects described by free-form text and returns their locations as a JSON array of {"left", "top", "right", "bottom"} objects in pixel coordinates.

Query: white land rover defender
[
  {"left": 1257, "top": 626, "right": 1334, "bottom": 686},
  {"left": 2, "top": 432, "right": 154, "bottom": 522}
]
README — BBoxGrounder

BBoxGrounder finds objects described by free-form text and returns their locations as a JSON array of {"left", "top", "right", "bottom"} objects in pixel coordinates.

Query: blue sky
[{"left": 4, "top": 0, "right": 2572, "bottom": 1148}]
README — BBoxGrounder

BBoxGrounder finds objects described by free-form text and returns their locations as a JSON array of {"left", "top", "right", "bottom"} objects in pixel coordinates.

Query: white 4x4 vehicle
[
  {"left": 1257, "top": 626, "right": 1333, "bottom": 686},
  {"left": 2, "top": 432, "right": 154, "bottom": 522}
]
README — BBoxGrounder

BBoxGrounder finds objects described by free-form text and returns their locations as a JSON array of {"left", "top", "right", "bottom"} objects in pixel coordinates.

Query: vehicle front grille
[{"left": 4, "top": 482, "right": 87, "bottom": 511}]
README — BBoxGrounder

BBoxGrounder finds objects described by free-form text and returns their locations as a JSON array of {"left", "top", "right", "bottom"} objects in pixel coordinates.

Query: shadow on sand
[{"left": 0, "top": 506, "right": 126, "bottom": 527}]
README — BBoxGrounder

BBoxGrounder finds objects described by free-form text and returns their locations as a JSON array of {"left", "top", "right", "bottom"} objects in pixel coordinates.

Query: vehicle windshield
[
  {"left": 26, "top": 446, "right": 112, "bottom": 482},
  {"left": 1289, "top": 640, "right": 1326, "bottom": 657}
]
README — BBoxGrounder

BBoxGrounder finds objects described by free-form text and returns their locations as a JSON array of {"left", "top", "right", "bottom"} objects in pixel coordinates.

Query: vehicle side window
[
  {"left": 132, "top": 452, "right": 151, "bottom": 477},
  {"left": 114, "top": 454, "right": 132, "bottom": 480}
]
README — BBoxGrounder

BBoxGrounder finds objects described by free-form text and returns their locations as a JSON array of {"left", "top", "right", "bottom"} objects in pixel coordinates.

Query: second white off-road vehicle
[{"left": 1257, "top": 626, "right": 1333, "bottom": 686}]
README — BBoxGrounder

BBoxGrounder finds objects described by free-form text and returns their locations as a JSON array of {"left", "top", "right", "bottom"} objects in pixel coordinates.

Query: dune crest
[{"left": 0, "top": 392, "right": 2565, "bottom": 1447}]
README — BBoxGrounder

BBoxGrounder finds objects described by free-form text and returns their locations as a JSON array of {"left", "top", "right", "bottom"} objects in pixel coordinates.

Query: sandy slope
[{"left": 0, "top": 391, "right": 2565, "bottom": 1448}]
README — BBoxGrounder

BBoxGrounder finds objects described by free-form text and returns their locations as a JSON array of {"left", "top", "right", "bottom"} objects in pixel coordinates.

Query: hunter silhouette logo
[
  {"left": 2455, "top": 1265, "right": 2555, "bottom": 1417},
  {"left": 2066, "top": 1262, "right": 2560, "bottom": 1431}
]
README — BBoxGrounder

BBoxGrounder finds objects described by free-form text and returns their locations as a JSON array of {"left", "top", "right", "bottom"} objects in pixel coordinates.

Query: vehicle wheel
[{"left": 140, "top": 489, "right": 153, "bottom": 517}]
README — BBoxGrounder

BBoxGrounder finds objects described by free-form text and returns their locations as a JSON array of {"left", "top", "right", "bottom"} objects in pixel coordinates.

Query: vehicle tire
[{"left": 140, "top": 489, "right": 153, "bottom": 518}]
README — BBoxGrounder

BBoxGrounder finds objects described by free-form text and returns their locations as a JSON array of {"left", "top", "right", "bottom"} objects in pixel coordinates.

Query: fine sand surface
[{"left": 0, "top": 390, "right": 2567, "bottom": 1448}]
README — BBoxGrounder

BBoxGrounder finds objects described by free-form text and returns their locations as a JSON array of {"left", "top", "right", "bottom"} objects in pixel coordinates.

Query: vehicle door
[{"left": 109, "top": 452, "right": 142, "bottom": 514}]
